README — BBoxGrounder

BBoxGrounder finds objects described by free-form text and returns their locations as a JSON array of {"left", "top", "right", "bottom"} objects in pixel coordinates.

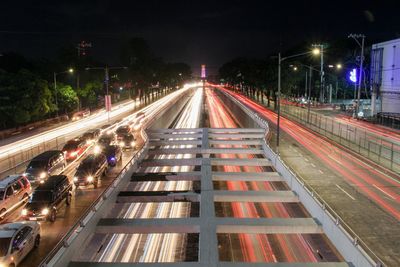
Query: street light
[
  {"left": 277, "top": 49, "right": 319, "bottom": 151},
  {"left": 54, "top": 68, "right": 74, "bottom": 116},
  {"left": 85, "top": 66, "right": 128, "bottom": 122}
]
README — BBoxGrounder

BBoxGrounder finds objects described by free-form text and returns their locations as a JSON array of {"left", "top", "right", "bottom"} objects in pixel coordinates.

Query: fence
[{"left": 278, "top": 104, "right": 400, "bottom": 173}]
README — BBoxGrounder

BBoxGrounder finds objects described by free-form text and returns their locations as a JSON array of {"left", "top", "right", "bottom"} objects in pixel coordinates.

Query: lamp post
[
  {"left": 85, "top": 66, "right": 127, "bottom": 122},
  {"left": 348, "top": 34, "right": 365, "bottom": 118},
  {"left": 276, "top": 48, "right": 320, "bottom": 151},
  {"left": 53, "top": 68, "right": 74, "bottom": 116}
]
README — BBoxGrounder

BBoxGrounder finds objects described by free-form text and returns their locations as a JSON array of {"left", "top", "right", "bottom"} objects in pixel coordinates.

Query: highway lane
[
  {"left": 219, "top": 87, "right": 400, "bottom": 266},
  {"left": 205, "top": 88, "right": 342, "bottom": 262},
  {"left": 0, "top": 86, "right": 196, "bottom": 267},
  {"left": 82, "top": 87, "right": 203, "bottom": 263},
  {"left": 223, "top": 88, "right": 400, "bottom": 219},
  {"left": 0, "top": 91, "right": 168, "bottom": 179}
]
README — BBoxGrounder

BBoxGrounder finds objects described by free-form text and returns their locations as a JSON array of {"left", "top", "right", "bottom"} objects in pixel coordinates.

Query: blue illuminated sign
[{"left": 349, "top": 68, "right": 357, "bottom": 83}]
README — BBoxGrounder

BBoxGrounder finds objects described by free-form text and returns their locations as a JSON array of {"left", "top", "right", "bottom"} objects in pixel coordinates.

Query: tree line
[
  {"left": 218, "top": 39, "right": 370, "bottom": 106},
  {"left": 0, "top": 38, "right": 191, "bottom": 129}
]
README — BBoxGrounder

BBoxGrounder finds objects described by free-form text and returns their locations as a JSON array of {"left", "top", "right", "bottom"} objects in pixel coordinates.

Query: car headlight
[
  {"left": 131, "top": 141, "right": 135, "bottom": 147},
  {"left": 41, "top": 208, "right": 49, "bottom": 215},
  {"left": 39, "top": 172, "right": 47, "bottom": 179},
  {"left": 94, "top": 145, "right": 101, "bottom": 154},
  {"left": 73, "top": 177, "right": 78, "bottom": 182},
  {"left": 70, "top": 151, "right": 78, "bottom": 157},
  {"left": 119, "top": 142, "right": 125, "bottom": 147},
  {"left": 87, "top": 176, "right": 94, "bottom": 182},
  {"left": 21, "top": 209, "right": 28, "bottom": 216}
]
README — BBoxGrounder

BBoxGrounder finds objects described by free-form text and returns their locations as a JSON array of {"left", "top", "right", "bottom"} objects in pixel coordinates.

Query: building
[{"left": 371, "top": 38, "right": 400, "bottom": 115}]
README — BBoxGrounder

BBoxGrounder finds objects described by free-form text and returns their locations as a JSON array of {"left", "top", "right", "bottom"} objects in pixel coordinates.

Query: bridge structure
[{"left": 51, "top": 127, "right": 348, "bottom": 267}]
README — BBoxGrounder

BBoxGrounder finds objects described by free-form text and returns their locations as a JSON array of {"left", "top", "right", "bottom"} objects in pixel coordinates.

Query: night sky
[{"left": 1, "top": 1, "right": 398, "bottom": 74}]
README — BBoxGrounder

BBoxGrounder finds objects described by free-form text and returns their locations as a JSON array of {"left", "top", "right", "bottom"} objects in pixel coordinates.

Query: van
[
  {"left": 0, "top": 175, "right": 32, "bottom": 220},
  {"left": 24, "top": 151, "right": 66, "bottom": 183},
  {"left": 22, "top": 175, "right": 72, "bottom": 222}
]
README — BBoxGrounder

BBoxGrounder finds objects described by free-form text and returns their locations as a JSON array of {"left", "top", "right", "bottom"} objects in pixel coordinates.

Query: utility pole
[
  {"left": 348, "top": 34, "right": 366, "bottom": 117},
  {"left": 305, "top": 70, "right": 308, "bottom": 97},
  {"left": 76, "top": 41, "right": 92, "bottom": 110},
  {"left": 277, "top": 53, "right": 281, "bottom": 151},
  {"left": 307, "top": 65, "right": 312, "bottom": 123}
]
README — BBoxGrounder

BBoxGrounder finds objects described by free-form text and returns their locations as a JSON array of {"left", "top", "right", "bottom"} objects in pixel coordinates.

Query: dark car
[
  {"left": 73, "top": 154, "right": 108, "bottom": 188},
  {"left": 62, "top": 138, "right": 87, "bottom": 161},
  {"left": 24, "top": 151, "right": 66, "bottom": 184},
  {"left": 103, "top": 145, "right": 122, "bottom": 167},
  {"left": 82, "top": 129, "right": 101, "bottom": 144},
  {"left": 98, "top": 134, "right": 115, "bottom": 148},
  {"left": 115, "top": 125, "right": 131, "bottom": 141},
  {"left": 118, "top": 133, "right": 136, "bottom": 150},
  {"left": 22, "top": 175, "right": 72, "bottom": 222}
]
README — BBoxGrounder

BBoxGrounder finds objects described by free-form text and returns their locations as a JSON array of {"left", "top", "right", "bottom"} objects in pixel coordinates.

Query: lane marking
[
  {"left": 311, "top": 163, "right": 316, "bottom": 168},
  {"left": 372, "top": 184, "right": 396, "bottom": 200},
  {"left": 318, "top": 170, "right": 324, "bottom": 174},
  {"left": 336, "top": 184, "right": 356, "bottom": 200},
  {"left": 304, "top": 158, "right": 309, "bottom": 162}
]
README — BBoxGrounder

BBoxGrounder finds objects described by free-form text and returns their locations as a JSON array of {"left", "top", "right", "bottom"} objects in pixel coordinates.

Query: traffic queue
[{"left": 0, "top": 115, "right": 142, "bottom": 267}]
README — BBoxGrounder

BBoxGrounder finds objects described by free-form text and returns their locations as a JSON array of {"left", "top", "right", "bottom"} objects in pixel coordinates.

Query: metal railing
[
  {"left": 221, "top": 88, "right": 384, "bottom": 267},
  {"left": 278, "top": 104, "right": 400, "bottom": 173}
]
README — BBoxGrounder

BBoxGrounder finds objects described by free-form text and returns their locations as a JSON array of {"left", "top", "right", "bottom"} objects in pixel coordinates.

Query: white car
[{"left": 0, "top": 222, "right": 40, "bottom": 267}]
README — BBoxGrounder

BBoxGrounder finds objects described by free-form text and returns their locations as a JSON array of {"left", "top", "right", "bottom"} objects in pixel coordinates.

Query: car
[
  {"left": 0, "top": 222, "right": 40, "bottom": 267},
  {"left": 73, "top": 154, "right": 108, "bottom": 188},
  {"left": 102, "top": 145, "right": 122, "bottom": 167},
  {"left": 22, "top": 175, "right": 72, "bottom": 222},
  {"left": 62, "top": 138, "right": 88, "bottom": 161},
  {"left": 71, "top": 109, "right": 90, "bottom": 121},
  {"left": 118, "top": 133, "right": 136, "bottom": 150},
  {"left": 98, "top": 134, "right": 115, "bottom": 148},
  {"left": 115, "top": 125, "right": 131, "bottom": 141},
  {"left": 24, "top": 151, "right": 66, "bottom": 184},
  {"left": 82, "top": 129, "right": 101, "bottom": 145},
  {"left": 132, "top": 112, "right": 145, "bottom": 131},
  {"left": 0, "top": 175, "right": 32, "bottom": 220}
]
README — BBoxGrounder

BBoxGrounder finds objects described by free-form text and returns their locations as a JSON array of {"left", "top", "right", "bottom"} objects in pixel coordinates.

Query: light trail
[
  {"left": 206, "top": 87, "right": 323, "bottom": 262},
  {"left": 97, "top": 87, "right": 203, "bottom": 263},
  {"left": 0, "top": 87, "right": 194, "bottom": 165},
  {"left": 220, "top": 88, "right": 400, "bottom": 220}
]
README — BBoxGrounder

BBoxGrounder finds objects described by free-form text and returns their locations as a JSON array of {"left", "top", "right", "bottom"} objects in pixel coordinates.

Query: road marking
[
  {"left": 304, "top": 158, "right": 309, "bottom": 162},
  {"left": 372, "top": 184, "right": 396, "bottom": 200},
  {"left": 336, "top": 184, "right": 356, "bottom": 200},
  {"left": 318, "top": 170, "right": 324, "bottom": 174},
  {"left": 311, "top": 163, "right": 316, "bottom": 168}
]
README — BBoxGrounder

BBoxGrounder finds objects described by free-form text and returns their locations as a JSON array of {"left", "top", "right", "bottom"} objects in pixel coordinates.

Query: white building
[{"left": 371, "top": 38, "right": 400, "bottom": 115}]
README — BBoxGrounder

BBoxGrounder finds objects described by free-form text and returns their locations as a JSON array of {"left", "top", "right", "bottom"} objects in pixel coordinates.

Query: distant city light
[
  {"left": 349, "top": 68, "right": 357, "bottom": 83},
  {"left": 119, "top": 87, "right": 123, "bottom": 91}
]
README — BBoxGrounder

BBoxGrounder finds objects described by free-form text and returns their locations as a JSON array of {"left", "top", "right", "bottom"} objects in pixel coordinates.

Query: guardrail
[
  {"left": 220, "top": 88, "right": 384, "bottom": 267},
  {"left": 39, "top": 87, "right": 193, "bottom": 267}
]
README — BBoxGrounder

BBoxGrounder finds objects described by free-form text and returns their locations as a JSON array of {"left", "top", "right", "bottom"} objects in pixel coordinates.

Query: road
[
  {"left": 0, "top": 91, "right": 166, "bottom": 179},
  {"left": 205, "top": 88, "right": 342, "bottom": 262},
  {"left": 0, "top": 87, "right": 193, "bottom": 267},
  {"left": 78, "top": 87, "right": 204, "bottom": 262},
  {"left": 220, "top": 87, "right": 400, "bottom": 266}
]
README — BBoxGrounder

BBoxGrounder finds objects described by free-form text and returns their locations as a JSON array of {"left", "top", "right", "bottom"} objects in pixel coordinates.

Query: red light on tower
[{"left": 201, "top": 64, "right": 206, "bottom": 79}]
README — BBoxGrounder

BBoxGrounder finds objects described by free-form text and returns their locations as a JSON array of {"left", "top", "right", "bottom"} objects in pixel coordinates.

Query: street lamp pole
[
  {"left": 276, "top": 49, "right": 320, "bottom": 151},
  {"left": 53, "top": 68, "right": 74, "bottom": 117}
]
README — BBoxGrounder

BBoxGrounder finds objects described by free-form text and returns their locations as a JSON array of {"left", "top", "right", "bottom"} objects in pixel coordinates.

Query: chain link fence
[{"left": 279, "top": 104, "right": 400, "bottom": 173}]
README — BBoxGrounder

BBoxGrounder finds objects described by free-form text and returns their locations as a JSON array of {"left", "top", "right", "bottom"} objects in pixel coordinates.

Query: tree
[
  {"left": 56, "top": 83, "right": 78, "bottom": 114},
  {"left": 0, "top": 69, "right": 54, "bottom": 128},
  {"left": 77, "top": 81, "right": 103, "bottom": 108}
]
